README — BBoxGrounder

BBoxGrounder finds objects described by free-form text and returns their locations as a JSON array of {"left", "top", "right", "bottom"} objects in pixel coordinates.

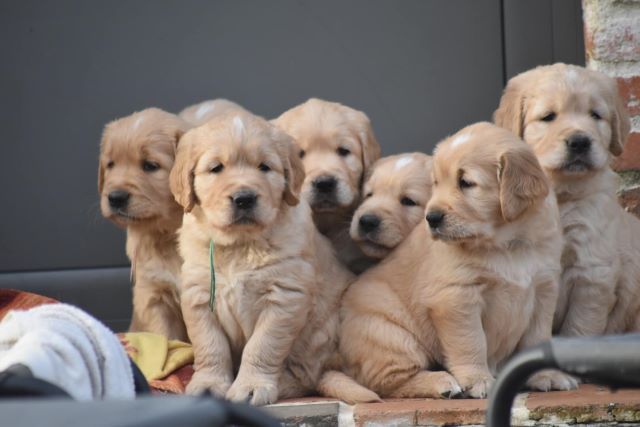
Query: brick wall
[{"left": 583, "top": 0, "right": 640, "bottom": 216}]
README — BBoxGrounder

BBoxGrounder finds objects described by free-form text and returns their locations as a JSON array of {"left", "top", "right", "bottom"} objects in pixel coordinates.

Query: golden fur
[
  {"left": 272, "top": 98, "right": 381, "bottom": 272},
  {"left": 494, "top": 63, "right": 640, "bottom": 335},
  {"left": 350, "top": 153, "right": 433, "bottom": 259},
  {"left": 179, "top": 98, "right": 249, "bottom": 127},
  {"left": 170, "top": 112, "right": 359, "bottom": 405},
  {"left": 326, "top": 123, "right": 576, "bottom": 403},
  {"left": 99, "top": 108, "right": 189, "bottom": 341}
]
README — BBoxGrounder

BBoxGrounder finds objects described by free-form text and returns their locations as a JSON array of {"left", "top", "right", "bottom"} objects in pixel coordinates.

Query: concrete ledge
[
  {"left": 267, "top": 385, "right": 640, "bottom": 426},
  {"left": 353, "top": 398, "right": 486, "bottom": 426},
  {"left": 266, "top": 400, "right": 342, "bottom": 426},
  {"left": 524, "top": 385, "right": 640, "bottom": 426}
]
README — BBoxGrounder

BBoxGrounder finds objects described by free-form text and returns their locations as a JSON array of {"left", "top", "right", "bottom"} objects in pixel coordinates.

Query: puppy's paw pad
[
  {"left": 431, "top": 372, "right": 462, "bottom": 398},
  {"left": 186, "top": 371, "right": 231, "bottom": 397},
  {"left": 459, "top": 373, "right": 495, "bottom": 399},
  {"left": 226, "top": 379, "right": 278, "bottom": 406},
  {"left": 527, "top": 370, "right": 578, "bottom": 391},
  {"left": 555, "top": 374, "right": 579, "bottom": 391}
]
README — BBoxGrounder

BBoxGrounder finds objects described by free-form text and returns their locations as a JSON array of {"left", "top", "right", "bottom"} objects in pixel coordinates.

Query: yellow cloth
[{"left": 119, "top": 332, "right": 193, "bottom": 381}]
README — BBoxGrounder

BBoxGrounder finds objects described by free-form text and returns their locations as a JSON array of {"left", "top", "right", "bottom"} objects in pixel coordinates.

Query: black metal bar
[{"left": 486, "top": 344, "right": 555, "bottom": 427}]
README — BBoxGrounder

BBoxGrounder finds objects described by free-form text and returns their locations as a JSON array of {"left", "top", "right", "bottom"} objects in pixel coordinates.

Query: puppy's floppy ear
[
  {"left": 418, "top": 154, "right": 435, "bottom": 200},
  {"left": 498, "top": 144, "right": 549, "bottom": 222},
  {"left": 169, "top": 132, "right": 199, "bottom": 213},
  {"left": 422, "top": 154, "right": 435, "bottom": 187},
  {"left": 98, "top": 161, "right": 105, "bottom": 194},
  {"left": 172, "top": 117, "right": 191, "bottom": 148},
  {"left": 608, "top": 80, "right": 630, "bottom": 156},
  {"left": 97, "top": 125, "right": 111, "bottom": 194},
  {"left": 494, "top": 73, "right": 529, "bottom": 138},
  {"left": 350, "top": 110, "right": 381, "bottom": 174},
  {"left": 164, "top": 115, "right": 191, "bottom": 158},
  {"left": 274, "top": 128, "right": 305, "bottom": 206}
]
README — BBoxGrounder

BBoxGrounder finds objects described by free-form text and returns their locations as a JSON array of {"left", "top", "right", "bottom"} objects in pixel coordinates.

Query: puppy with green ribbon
[{"left": 170, "top": 112, "right": 368, "bottom": 405}]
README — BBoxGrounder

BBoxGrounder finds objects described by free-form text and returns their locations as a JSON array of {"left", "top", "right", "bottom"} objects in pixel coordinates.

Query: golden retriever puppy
[
  {"left": 99, "top": 108, "right": 189, "bottom": 341},
  {"left": 272, "top": 98, "right": 381, "bottom": 272},
  {"left": 350, "top": 153, "right": 433, "bottom": 260},
  {"left": 170, "top": 112, "right": 357, "bottom": 405},
  {"left": 327, "top": 123, "right": 576, "bottom": 403},
  {"left": 179, "top": 98, "right": 249, "bottom": 127},
  {"left": 494, "top": 63, "right": 640, "bottom": 335}
]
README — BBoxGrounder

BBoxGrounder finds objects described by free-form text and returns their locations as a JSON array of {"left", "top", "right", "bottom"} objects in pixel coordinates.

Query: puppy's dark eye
[
  {"left": 258, "top": 163, "right": 271, "bottom": 172},
  {"left": 337, "top": 147, "right": 351, "bottom": 157},
  {"left": 540, "top": 112, "right": 557, "bottom": 122},
  {"left": 459, "top": 177, "right": 475, "bottom": 189},
  {"left": 142, "top": 160, "right": 159, "bottom": 172},
  {"left": 210, "top": 164, "right": 224, "bottom": 174},
  {"left": 106, "top": 160, "right": 114, "bottom": 169},
  {"left": 401, "top": 197, "right": 417, "bottom": 206},
  {"left": 365, "top": 192, "right": 373, "bottom": 198},
  {"left": 590, "top": 110, "right": 602, "bottom": 120},
  {"left": 299, "top": 150, "right": 306, "bottom": 159}
]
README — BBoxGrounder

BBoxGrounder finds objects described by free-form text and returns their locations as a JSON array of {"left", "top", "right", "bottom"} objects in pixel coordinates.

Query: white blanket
[{"left": 0, "top": 303, "right": 134, "bottom": 400}]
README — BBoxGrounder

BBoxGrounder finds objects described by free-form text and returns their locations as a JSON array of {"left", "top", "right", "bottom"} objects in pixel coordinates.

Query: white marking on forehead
[
  {"left": 232, "top": 115, "right": 245, "bottom": 138},
  {"left": 195, "top": 101, "right": 214, "bottom": 119},
  {"left": 133, "top": 116, "right": 144, "bottom": 130},
  {"left": 566, "top": 68, "right": 579, "bottom": 84},
  {"left": 450, "top": 133, "right": 471, "bottom": 148},
  {"left": 394, "top": 156, "right": 414, "bottom": 171}
]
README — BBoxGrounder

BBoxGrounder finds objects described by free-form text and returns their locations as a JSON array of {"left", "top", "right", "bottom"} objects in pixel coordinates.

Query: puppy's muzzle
[
  {"left": 313, "top": 175, "right": 337, "bottom": 195},
  {"left": 426, "top": 210, "right": 445, "bottom": 230},
  {"left": 563, "top": 133, "right": 593, "bottom": 172},
  {"left": 358, "top": 213, "right": 381, "bottom": 235},
  {"left": 565, "top": 134, "right": 591, "bottom": 155},
  {"left": 108, "top": 190, "right": 130, "bottom": 210},
  {"left": 231, "top": 191, "right": 257, "bottom": 211}
]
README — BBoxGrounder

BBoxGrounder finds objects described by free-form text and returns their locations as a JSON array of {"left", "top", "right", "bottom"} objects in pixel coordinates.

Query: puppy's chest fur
[
  {"left": 426, "top": 238, "right": 559, "bottom": 368},
  {"left": 429, "top": 237, "right": 558, "bottom": 294},
  {"left": 479, "top": 242, "right": 558, "bottom": 290},
  {"left": 214, "top": 241, "right": 315, "bottom": 353},
  {"left": 559, "top": 193, "right": 620, "bottom": 279},
  {"left": 127, "top": 228, "right": 181, "bottom": 289},
  {"left": 316, "top": 212, "right": 375, "bottom": 273}
]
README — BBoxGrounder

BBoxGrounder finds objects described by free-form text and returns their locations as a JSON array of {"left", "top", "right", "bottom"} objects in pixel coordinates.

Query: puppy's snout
[
  {"left": 426, "top": 210, "right": 445, "bottom": 229},
  {"left": 565, "top": 134, "right": 591, "bottom": 154},
  {"left": 231, "top": 191, "right": 257, "bottom": 210},
  {"left": 358, "top": 214, "right": 381, "bottom": 233},
  {"left": 313, "top": 176, "right": 337, "bottom": 194},
  {"left": 108, "top": 190, "right": 130, "bottom": 210}
]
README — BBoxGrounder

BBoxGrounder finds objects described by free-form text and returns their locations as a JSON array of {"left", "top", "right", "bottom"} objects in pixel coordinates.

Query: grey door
[{"left": 0, "top": 0, "right": 584, "bottom": 330}]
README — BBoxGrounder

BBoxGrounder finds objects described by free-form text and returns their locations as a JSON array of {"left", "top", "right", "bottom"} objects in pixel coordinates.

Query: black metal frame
[{"left": 486, "top": 334, "right": 640, "bottom": 427}]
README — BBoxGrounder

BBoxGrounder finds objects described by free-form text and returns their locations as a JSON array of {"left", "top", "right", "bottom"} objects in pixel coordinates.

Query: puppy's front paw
[
  {"left": 226, "top": 375, "right": 278, "bottom": 406},
  {"left": 186, "top": 370, "right": 232, "bottom": 397},
  {"left": 428, "top": 371, "right": 463, "bottom": 398},
  {"left": 527, "top": 369, "right": 579, "bottom": 391},
  {"left": 456, "top": 371, "right": 495, "bottom": 399}
]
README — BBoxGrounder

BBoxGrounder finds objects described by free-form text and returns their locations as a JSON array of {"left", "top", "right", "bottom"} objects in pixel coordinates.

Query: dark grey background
[{"left": 0, "top": 0, "right": 584, "bottom": 329}]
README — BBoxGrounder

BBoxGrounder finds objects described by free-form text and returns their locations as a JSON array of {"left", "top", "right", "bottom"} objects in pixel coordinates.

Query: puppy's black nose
[
  {"left": 359, "top": 214, "right": 381, "bottom": 233},
  {"left": 313, "top": 176, "right": 337, "bottom": 194},
  {"left": 426, "top": 210, "right": 445, "bottom": 229},
  {"left": 232, "top": 191, "right": 257, "bottom": 210},
  {"left": 566, "top": 134, "right": 591, "bottom": 154},
  {"left": 108, "top": 190, "right": 130, "bottom": 209}
]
